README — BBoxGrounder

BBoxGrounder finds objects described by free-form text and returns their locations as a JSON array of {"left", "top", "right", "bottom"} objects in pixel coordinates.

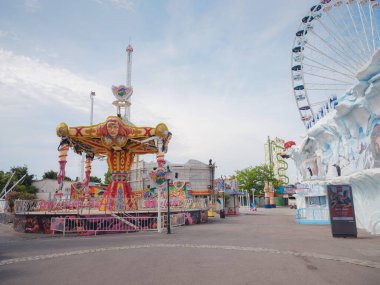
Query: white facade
[
  {"left": 32, "top": 179, "right": 73, "bottom": 199},
  {"left": 129, "top": 159, "right": 214, "bottom": 193}
]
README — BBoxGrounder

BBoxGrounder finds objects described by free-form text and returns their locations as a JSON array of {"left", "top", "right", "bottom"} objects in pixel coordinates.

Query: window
[{"left": 306, "top": 196, "right": 327, "bottom": 207}]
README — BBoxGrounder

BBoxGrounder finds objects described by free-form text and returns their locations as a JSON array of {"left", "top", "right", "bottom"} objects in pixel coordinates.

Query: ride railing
[
  {"left": 138, "top": 198, "right": 209, "bottom": 211},
  {"left": 14, "top": 199, "right": 101, "bottom": 214},
  {"left": 14, "top": 198, "right": 209, "bottom": 214},
  {"left": 0, "top": 199, "right": 8, "bottom": 214},
  {"left": 295, "top": 207, "right": 330, "bottom": 223},
  {"left": 50, "top": 212, "right": 186, "bottom": 236},
  {"left": 163, "top": 213, "right": 186, "bottom": 228}
]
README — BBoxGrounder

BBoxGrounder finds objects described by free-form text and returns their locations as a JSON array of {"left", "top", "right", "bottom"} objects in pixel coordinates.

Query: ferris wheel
[{"left": 291, "top": 0, "right": 380, "bottom": 128}]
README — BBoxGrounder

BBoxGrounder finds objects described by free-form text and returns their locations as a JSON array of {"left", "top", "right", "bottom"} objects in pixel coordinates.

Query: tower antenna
[{"left": 112, "top": 43, "right": 134, "bottom": 123}]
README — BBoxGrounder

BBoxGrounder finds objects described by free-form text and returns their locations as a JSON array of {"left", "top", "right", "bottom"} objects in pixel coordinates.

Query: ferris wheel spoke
[
  {"left": 303, "top": 59, "right": 356, "bottom": 80},
  {"left": 320, "top": 12, "right": 367, "bottom": 66},
  {"left": 310, "top": 100, "right": 329, "bottom": 107},
  {"left": 304, "top": 43, "right": 357, "bottom": 76},
  {"left": 369, "top": 4, "right": 377, "bottom": 51},
  {"left": 333, "top": 6, "right": 369, "bottom": 62},
  {"left": 308, "top": 29, "right": 359, "bottom": 70},
  {"left": 334, "top": 3, "right": 366, "bottom": 58},
  {"left": 346, "top": 2, "right": 370, "bottom": 59},
  {"left": 305, "top": 82, "right": 352, "bottom": 86},
  {"left": 306, "top": 88, "right": 348, "bottom": 91},
  {"left": 372, "top": 5, "right": 380, "bottom": 44},
  {"left": 302, "top": 71, "right": 353, "bottom": 84},
  {"left": 356, "top": 1, "right": 373, "bottom": 54}
]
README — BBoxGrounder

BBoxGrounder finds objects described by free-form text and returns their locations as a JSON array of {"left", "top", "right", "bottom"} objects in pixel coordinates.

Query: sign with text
[{"left": 327, "top": 185, "right": 357, "bottom": 238}]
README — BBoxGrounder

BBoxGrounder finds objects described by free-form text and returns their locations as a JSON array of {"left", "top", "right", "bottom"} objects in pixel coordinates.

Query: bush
[{"left": 5, "top": 192, "right": 36, "bottom": 213}]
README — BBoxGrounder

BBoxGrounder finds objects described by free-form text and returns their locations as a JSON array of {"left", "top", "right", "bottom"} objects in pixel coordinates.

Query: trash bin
[{"left": 220, "top": 209, "right": 225, "bottom": 219}]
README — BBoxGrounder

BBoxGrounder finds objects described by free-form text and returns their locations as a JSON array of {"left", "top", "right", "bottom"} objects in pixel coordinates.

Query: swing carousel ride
[
  {"left": 56, "top": 45, "right": 171, "bottom": 211},
  {"left": 12, "top": 46, "right": 209, "bottom": 235}
]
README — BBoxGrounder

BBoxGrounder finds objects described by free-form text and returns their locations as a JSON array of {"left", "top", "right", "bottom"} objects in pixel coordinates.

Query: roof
[
  {"left": 189, "top": 190, "right": 211, "bottom": 195},
  {"left": 184, "top": 159, "right": 209, "bottom": 167}
]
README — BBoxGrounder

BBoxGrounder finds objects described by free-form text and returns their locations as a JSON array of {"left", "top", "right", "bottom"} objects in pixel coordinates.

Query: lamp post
[
  {"left": 80, "top": 91, "right": 96, "bottom": 181},
  {"left": 219, "top": 175, "right": 226, "bottom": 218},
  {"left": 90, "top": 91, "right": 96, "bottom": 125},
  {"left": 209, "top": 159, "right": 215, "bottom": 208},
  {"left": 222, "top": 175, "right": 226, "bottom": 210},
  {"left": 165, "top": 165, "right": 172, "bottom": 234}
]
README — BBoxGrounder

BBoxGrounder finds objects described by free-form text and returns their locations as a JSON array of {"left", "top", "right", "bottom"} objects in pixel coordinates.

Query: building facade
[{"left": 129, "top": 159, "right": 214, "bottom": 197}]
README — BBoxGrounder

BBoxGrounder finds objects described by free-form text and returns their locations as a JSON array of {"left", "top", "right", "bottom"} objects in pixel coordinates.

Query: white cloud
[
  {"left": 95, "top": 0, "right": 135, "bottom": 10},
  {"left": 24, "top": 0, "right": 40, "bottom": 12},
  {"left": 0, "top": 49, "right": 117, "bottom": 179},
  {"left": 0, "top": 30, "right": 18, "bottom": 40},
  {"left": 0, "top": 49, "right": 112, "bottom": 114}
]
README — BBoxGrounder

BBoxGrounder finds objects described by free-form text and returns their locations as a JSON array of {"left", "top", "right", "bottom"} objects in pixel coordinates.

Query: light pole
[
  {"left": 81, "top": 91, "right": 96, "bottom": 181},
  {"left": 222, "top": 175, "right": 226, "bottom": 210},
  {"left": 165, "top": 165, "right": 172, "bottom": 234},
  {"left": 220, "top": 175, "right": 226, "bottom": 218},
  {"left": 90, "top": 91, "right": 95, "bottom": 125},
  {"left": 209, "top": 159, "right": 215, "bottom": 209}
]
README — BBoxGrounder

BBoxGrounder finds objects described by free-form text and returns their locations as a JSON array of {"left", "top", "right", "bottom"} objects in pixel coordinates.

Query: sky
[{"left": 0, "top": 0, "right": 317, "bottom": 183}]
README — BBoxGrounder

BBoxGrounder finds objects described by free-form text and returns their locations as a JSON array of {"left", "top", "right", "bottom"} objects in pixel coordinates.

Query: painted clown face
[{"left": 106, "top": 121, "right": 119, "bottom": 138}]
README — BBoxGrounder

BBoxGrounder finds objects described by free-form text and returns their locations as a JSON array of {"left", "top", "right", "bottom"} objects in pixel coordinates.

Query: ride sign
[
  {"left": 149, "top": 167, "right": 167, "bottom": 186},
  {"left": 327, "top": 185, "right": 357, "bottom": 238}
]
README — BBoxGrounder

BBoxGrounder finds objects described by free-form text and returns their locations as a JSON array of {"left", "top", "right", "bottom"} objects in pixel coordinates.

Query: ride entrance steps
[{"left": 111, "top": 213, "right": 138, "bottom": 230}]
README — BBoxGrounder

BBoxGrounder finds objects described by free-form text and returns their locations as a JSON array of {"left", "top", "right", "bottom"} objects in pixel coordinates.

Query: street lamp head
[
  {"left": 90, "top": 91, "right": 96, "bottom": 96},
  {"left": 165, "top": 165, "right": 172, "bottom": 180}
]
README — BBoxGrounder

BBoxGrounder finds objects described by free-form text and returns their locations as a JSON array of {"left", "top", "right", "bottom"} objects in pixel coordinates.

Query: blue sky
[{"left": 0, "top": 0, "right": 316, "bottom": 182}]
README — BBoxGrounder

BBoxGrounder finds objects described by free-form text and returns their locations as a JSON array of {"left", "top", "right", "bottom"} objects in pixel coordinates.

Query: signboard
[
  {"left": 327, "top": 185, "right": 357, "bottom": 238},
  {"left": 149, "top": 167, "right": 166, "bottom": 186}
]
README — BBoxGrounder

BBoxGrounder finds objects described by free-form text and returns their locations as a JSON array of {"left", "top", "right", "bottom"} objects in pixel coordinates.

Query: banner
[{"left": 327, "top": 185, "right": 357, "bottom": 238}]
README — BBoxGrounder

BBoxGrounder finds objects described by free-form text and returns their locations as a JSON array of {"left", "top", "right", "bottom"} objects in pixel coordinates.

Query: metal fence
[
  {"left": 51, "top": 213, "right": 186, "bottom": 236},
  {"left": 163, "top": 213, "right": 186, "bottom": 227},
  {"left": 13, "top": 199, "right": 100, "bottom": 214},
  {"left": 14, "top": 198, "right": 209, "bottom": 214},
  {"left": 0, "top": 199, "right": 8, "bottom": 214},
  {"left": 295, "top": 207, "right": 330, "bottom": 224}
]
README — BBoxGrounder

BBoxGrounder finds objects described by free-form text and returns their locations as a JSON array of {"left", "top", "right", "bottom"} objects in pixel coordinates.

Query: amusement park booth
[
  {"left": 294, "top": 182, "right": 330, "bottom": 225},
  {"left": 224, "top": 190, "right": 244, "bottom": 215}
]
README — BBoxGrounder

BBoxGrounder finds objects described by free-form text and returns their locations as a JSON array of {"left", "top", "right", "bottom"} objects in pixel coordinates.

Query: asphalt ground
[{"left": 0, "top": 207, "right": 379, "bottom": 285}]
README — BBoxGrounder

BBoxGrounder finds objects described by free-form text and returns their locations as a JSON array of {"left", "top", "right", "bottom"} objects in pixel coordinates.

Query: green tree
[
  {"left": 235, "top": 164, "right": 281, "bottom": 195},
  {"left": 90, "top": 176, "right": 102, "bottom": 183},
  {"left": 11, "top": 165, "right": 34, "bottom": 187},
  {"left": 0, "top": 171, "right": 13, "bottom": 191},
  {"left": 42, "top": 170, "right": 72, "bottom": 181},
  {"left": 104, "top": 170, "right": 111, "bottom": 185},
  {"left": 5, "top": 191, "right": 36, "bottom": 212},
  {"left": 42, "top": 170, "right": 58, "bottom": 180},
  {"left": 1, "top": 166, "right": 37, "bottom": 211},
  {"left": 9, "top": 166, "right": 38, "bottom": 194}
]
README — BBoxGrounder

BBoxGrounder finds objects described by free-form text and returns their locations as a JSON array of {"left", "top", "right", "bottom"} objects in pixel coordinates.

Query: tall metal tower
[
  {"left": 264, "top": 136, "right": 289, "bottom": 185},
  {"left": 125, "top": 44, "right": 133, "bottom": 121},
  {"left": 112, "top": 44, "right": 134, "bottom": 123}
]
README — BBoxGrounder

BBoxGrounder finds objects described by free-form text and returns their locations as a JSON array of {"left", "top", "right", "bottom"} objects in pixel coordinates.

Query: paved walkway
[{"left": 0, "top": 208, "right": 379, "bottom": 285}]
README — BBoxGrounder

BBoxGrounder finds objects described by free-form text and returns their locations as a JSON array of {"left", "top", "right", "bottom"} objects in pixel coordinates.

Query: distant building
[
  {"left": 32, "top": 179, "right": 73, "bottom": 199},
  {"left": 129, "top": 159, "right": 214, "bottom": 198}
]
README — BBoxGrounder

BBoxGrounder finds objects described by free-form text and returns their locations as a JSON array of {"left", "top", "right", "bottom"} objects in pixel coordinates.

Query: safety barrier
[
  {"left": 295, "top": 208, "right": 330, "bottom": 224},
  {"left": 14, "top": 199, "right": 101, "bottom": 214},
  {"left": 50, "top": 212, "right": 186, "bottom": 236},
  {"left": 14, "top": 198, "right": 209, "bottom": 214},
  {"left": 163, "top": 213, "right": 186, "bottom": 227}
]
